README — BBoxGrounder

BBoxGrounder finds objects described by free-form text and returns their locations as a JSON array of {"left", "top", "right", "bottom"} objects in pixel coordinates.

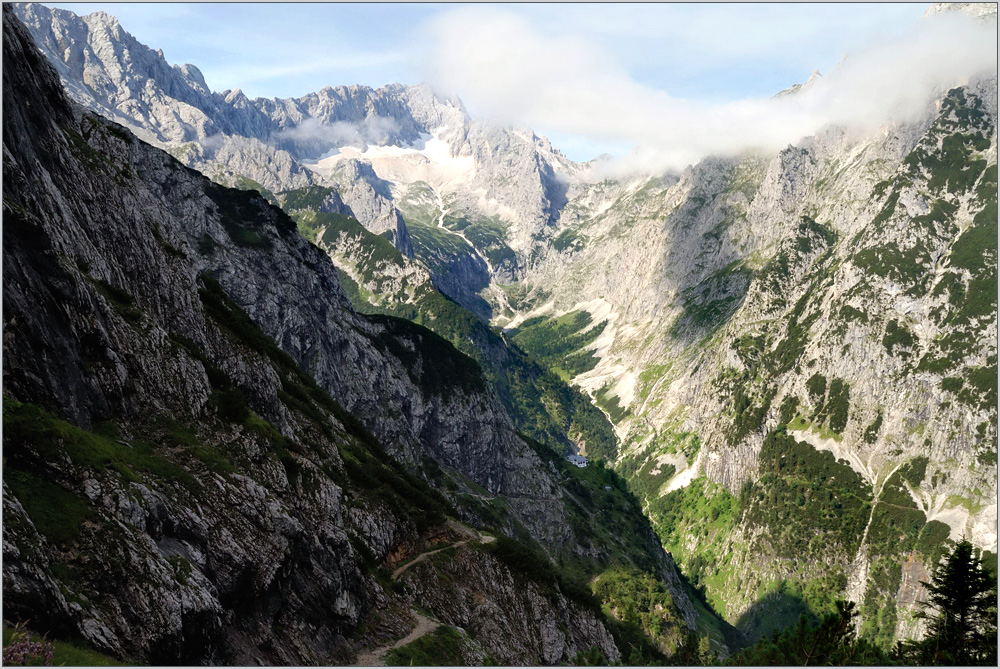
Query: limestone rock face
[
  {"left": 399, "top": 544, "right": 622, "bottom": 665},
  {"left": 13, "top": 4, "right": 227, "bottom": 144},
  {"left": 510, "top": 47, "right": 997, "bottom": 644},
  {"left": 323, "top": 158, "right": 414, "bottom": 256},
  {"left": 173, "top": 136, "right": 319, "bottom": 194},
  {"left": 13, "top": 2, "right": 581, "bottom": 312},
  {"left": 3, "top": 6, "right": 699, "bottom": 664},
  {"left": 11, "top": 0, "right": 996, "bottom": 651}
]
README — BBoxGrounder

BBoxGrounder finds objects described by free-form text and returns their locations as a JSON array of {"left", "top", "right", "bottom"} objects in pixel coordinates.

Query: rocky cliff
[
  {"left": 506, "top": 4, "right": 998, "bottom": 646},
  {"left": 10, "top": 0, "right": 995, "bottom": 655},
  {"left": 2, "top": 6, "right": 703, "bottom": 664},
  {"left": 12, "top": 2, "right": 578, "bottom": 315}
]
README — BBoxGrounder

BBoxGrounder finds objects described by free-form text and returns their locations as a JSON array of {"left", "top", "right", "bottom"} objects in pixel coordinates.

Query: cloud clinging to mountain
[{"left": 425, "top": 7, "right": 997, "bottom": 174}]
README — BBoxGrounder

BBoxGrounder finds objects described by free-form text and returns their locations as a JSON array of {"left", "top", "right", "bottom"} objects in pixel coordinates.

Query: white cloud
[
  {"left": 425, "top": 7, "right": 997, "bottom": 174},
  {"left": 274, "top": 116, "right": 401, "bottom": 148}
]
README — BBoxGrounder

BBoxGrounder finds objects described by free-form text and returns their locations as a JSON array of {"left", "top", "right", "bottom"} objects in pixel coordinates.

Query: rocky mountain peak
[
  {"left": 402, "top": 81, "right": 471, "bottom": 126},
  {"left": 775, "top": 69, "right": 823, "bottom": 98},
  {"left": 176, "top": 62, "right": 209, "bottom": 92},
  {"left": 2, "top": 8, "right": 708, "bottom": 663},
  {"left": 12, "top": 2, "right": 584, "bottom": 278},
  {"left": 3, "top": 1, "right": 997, "bottom": 660},
  {"left": 81, "top": 9, "right": 121, "bottom": 33},
  {"left": 222, "top": 87, "right": 247, "bottom": 104}
]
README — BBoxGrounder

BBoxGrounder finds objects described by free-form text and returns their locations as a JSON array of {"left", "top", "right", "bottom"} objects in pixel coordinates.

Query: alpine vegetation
[{"left": 2, "top": 2, "right": 997, "bottom": 666}]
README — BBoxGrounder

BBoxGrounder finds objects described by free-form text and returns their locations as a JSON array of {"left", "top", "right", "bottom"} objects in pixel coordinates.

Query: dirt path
[
  {"left": 392, "top": 540, "right": 468, "bottom": 579},
  {"left": 391, "top": 532, "right": 496, "bottom": 579},
  {"left": 354, "top": 609, "right": 439, "bottom": 666},
  {"left": 354, "top": 529, "right": 495, "bottom": 666}
]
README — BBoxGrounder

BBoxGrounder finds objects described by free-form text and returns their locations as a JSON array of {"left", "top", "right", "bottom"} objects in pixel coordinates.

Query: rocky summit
[{"left": 3, "top": 1, "right": 997, "bottom": 666}]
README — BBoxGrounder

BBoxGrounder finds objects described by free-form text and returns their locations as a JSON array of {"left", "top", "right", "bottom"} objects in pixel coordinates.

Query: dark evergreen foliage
[
  {"left": 894, "top": 540, "right": 998, "bottom": 666},
  {"left": 729, "top": 601, "right": 890, "bottom": 666}
]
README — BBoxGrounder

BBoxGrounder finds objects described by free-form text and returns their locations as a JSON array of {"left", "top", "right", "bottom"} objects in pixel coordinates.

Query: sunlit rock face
[
  {"left": 14, "top": 1, "right": 580, "bottom": 304},
  {"left": 11, "top": 0, "right": 998, "bottom": 651},
  {"left": 3, "top": 5, "right": 704, "bottom": 663}
]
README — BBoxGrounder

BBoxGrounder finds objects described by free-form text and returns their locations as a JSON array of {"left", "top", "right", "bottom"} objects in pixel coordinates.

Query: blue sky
[{"left": 46, "top": 3, "right": 937, "bottom": 161}]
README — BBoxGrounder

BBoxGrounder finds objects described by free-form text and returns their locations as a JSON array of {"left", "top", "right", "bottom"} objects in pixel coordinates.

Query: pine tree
[{"left": 897, "top": 539, "right": 998, "bottom": 666}]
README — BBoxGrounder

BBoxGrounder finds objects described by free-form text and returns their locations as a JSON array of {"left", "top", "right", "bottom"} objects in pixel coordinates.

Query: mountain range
[{"left": 3, "top": 1, "right": 998, "bottom": 663}]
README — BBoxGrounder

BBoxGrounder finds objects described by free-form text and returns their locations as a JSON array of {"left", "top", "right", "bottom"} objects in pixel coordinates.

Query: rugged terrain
[
  {"left": 504, "top": 5, "right": 998, "bottom": 644},
  {"left": 2, "top": 6, "right": 709, "bottom": 664},
  {"left": 13, "top": 1, "right": 576, "bottom": 317},
  {"left": 12, "top": 0, "right": 621, "bottom": 460},
  {"left": 9, "top": 0, "right": 999, "bottom": 655}
]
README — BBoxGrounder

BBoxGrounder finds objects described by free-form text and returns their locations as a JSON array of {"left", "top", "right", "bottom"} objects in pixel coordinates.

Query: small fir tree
[{"left": 896, "top": 539, "right": 998, "bottom": 666}]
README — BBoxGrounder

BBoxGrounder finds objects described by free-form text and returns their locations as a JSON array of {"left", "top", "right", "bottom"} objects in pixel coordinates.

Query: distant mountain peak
[
  {"left": 775, "top": 69, "right": 823, "bottom": 98},
  {"left": 83, "top": 9, "right": 119, "bottom": 25}
]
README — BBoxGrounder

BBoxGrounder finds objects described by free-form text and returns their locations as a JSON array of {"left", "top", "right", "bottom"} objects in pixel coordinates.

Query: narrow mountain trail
[
  {"left": 392, "top": 537, "right": 492, "bottom": 579},
  {"left": 354, "top": 609, "right": 440, "bottom": 667},
  {"left": 354, "top": 528, "right": 495, "bottom": 666},
  {"left": 454, "top": 490, "right": 563, "bottom": 504}
]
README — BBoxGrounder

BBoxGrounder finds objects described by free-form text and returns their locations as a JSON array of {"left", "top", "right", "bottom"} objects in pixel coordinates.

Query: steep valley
[
  {"left": 511, "top": 70, "right": 998, "bottom": 645},
  {"left": 4, "top": 1, "right": 998, "bottom": 663},
  {"left": 2, "top": 6, "right": 714, "bottom": 664}
]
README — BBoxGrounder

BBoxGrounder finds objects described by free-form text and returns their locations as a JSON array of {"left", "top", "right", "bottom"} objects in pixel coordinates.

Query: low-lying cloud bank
[
  {"left": 274, "top": 115, "right": 402, "bottom": 151},
  {"left": 424, "top": 6, "right": 997, "bottom": 175}
]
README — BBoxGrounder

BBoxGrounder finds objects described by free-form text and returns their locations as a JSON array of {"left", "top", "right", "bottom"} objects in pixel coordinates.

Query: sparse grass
[
  {"left": 205, "top": 180, "right": 297, "bottom": 249},
  {"left": 595, "top": 384, "right": 630, "bottom": 423},
  {"left": 406, "top": 220, "right": 477, "bottom": 272},
  {"left": 91, "top": 278, "right": 143, "bottom": 325},
  {"left": 3, "top": 469, "right": 92, "bottom": 545},
  {"left": 367, "top": 314, "right": 487, "bottom": 400},
  {"left": 671, "top": 261, "right": 753, "bottom": 336},
  {"left": 318, "top": 212, "right": 407, "bottom": 282},
  {"left": 2, "top": 625, "right": 127, "bottom": 666},
  {"left": 3, "top": 397, "right": 200, "bottom": 496},
  {"left": 463, "top": 218, "right": 516, "bottom": 268},
  {"left": 552, "top": 228, "right": 586, "bottom": 253},
  {"left": 788, "top": 415, "right": 843, "bottom": 443},
  {"left": 281, "top": 185, "right": 338, "bottom": 212},
  {"left": 227, "top": 174, "right": 275, "bottom": 201}
]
